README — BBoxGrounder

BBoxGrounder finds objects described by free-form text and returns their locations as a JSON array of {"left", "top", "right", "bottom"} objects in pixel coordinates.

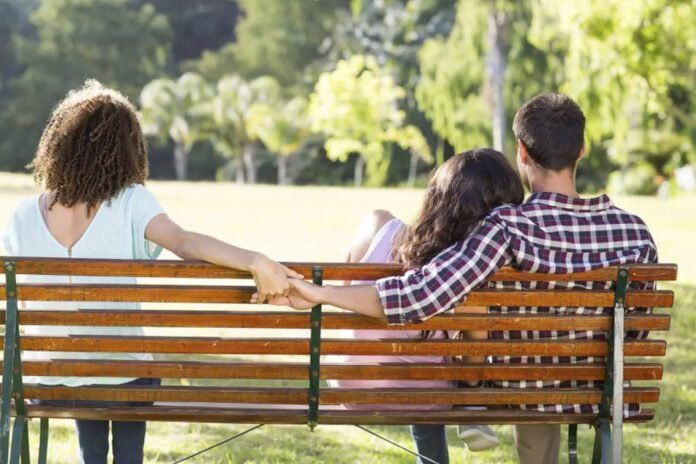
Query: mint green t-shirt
[{"left": 2, "top": 184, "right": 164, "bottom": 386}]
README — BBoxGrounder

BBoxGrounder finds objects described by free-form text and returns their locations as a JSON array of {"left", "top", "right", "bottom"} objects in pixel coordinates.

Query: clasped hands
[{"left": 251, "top": 278, "right": 323, "bottom": 309}]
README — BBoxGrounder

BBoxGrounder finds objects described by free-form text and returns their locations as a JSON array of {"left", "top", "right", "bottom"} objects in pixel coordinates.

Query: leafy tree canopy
[
  {"left": 193, "top": 0, "right": 347, "bottom": 91},
  {"left": 0, "top": 0, "right": 171, "bottom": 170},
  {"left": 310, "top": 55, "right": 431, "bottom": 185}
]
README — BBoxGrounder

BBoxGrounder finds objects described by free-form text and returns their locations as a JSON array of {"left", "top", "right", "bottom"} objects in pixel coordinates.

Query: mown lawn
[{"left": 1, "top": 172, "right": 694, "bottom": 463}]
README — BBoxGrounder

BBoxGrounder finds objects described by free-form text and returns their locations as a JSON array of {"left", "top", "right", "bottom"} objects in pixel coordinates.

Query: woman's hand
[
  {"left": 254, "top": 278, "right": 386, "bottom": 319},
  {"left": 253, "top": 278, "right": 323, "bottom": 309},
  {"left": 145, "top": 215, "right": 303, "bottom": 303},
  {"left": 249, "top": 254, "right": 303, "bottom": 304}
]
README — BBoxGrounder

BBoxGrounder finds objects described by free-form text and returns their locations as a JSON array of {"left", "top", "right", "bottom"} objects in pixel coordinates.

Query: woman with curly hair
[{"left": 2, "top": 80, "right": 300, "bottom": 464}]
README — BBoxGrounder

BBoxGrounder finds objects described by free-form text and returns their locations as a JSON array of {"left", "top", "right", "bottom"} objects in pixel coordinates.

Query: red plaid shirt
[{"left": 375, "top": 192, "right": 658, "bottom": 414}]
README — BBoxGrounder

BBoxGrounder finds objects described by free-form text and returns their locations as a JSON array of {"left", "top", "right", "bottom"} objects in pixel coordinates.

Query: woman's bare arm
[
  {"left": 145, "top": 214, "right": 302, "bottom": 302},
  {"left": 346, "top": 209, "right": 395, "bottom": 263},
  {"left": 263, "top": 209, "right": 394, "bottom": 317}
]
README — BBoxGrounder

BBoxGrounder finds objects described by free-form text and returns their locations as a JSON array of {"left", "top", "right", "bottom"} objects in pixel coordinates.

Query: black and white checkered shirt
[{"left": 375, "top": 192, "right": 658, "bottom": 413}]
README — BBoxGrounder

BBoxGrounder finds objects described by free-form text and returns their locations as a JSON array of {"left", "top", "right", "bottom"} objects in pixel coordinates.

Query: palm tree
[
  {"left": 202, "top": 75, "right": 281, "bottom": 183},
  {"left": 310, "top": 55, "right": 431, "bottom": 186},
  {"left": 139, "top": 73, "right": 212, "bottom": 180},
  {"left": 250, "top": 97, "right": 312, "bottom": 185}
]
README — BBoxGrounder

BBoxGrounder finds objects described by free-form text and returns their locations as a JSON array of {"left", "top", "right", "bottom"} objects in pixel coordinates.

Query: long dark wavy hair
[
  {"left": 391, "top": 148, "right": 524, "bottom": 337},
  {"left": 392, "top": 148, "right": 524, "bottom": 268}
]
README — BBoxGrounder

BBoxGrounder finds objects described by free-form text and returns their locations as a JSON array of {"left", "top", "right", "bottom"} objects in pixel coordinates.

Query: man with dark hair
[
  {"left": 512, "top": 93, "right": 586, "bottom": 171},
  {"left": 270, "top": 93, "right": 658, "bottom": 464}
]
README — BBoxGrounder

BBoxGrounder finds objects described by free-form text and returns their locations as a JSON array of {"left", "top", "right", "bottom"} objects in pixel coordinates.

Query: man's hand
[
  {"left": 251, "top": 278, "right": 322, "bottom": 309},
  {"left": 249, "top": 254, "right": 304, "bottom": 304},
  {"left": 251, "top": 279, "right": 386, "bottom": 320}
]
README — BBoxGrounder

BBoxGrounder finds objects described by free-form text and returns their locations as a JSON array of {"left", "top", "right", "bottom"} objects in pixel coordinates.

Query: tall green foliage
[
  {"left": 140, "top": 73, "right": 212, "bottom": 180},
  {"left": 0, "top": 0, "right": 32, "bottom": 97},
  {"left": 0, "top": 0, "right": 171, "bottom": 171},
  {"left": 326, "top": 0, "right": 455, "bottom": 175},
  {"left": 530, "top": 0, "right": 696, "bottom": 193},
  {"left": 194, "top": 0, "right": 346, "bottom": 91},
  {"left": 0, "top": 0, "right": 694, "bottom": 188},
  {"left": 310, "top": 55, "right": 430, "bottom": 186},
  {"left": 200, "top": 75, "right": 282, "bottom": 184},
  {"left": 416, "top": 0, "right": 560, "bottom": 158},
  {"left": 416, "top": 1, "right": 490, "bottom": 154},
  {"left": 142, "top": 0, "right": 237, "bottom": 65},
  {"left": 250, "top": 97, "right": 313, "bottom": 185}
]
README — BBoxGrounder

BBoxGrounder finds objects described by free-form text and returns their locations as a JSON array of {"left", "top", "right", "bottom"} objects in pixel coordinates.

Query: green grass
[{"left": 1, "top": 171, "right": 695, "bottom": 463}]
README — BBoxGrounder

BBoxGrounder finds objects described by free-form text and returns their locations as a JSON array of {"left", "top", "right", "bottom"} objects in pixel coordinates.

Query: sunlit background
[
  {"left": 0, "top": 1, "right": 695, "bottom": 462},
  {"left": 0, "top": 0, "right": 694, "bottom": 194}
]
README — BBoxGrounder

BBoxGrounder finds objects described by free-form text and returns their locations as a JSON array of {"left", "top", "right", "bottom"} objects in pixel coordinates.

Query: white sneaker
[{"left": 457, "top": 424, "right": 500, "bottom": 451}]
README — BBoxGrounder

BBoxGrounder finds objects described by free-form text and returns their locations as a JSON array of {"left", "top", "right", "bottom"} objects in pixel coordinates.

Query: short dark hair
[{"left": 512, "top": 93, "right": 586, "bottom": 171}]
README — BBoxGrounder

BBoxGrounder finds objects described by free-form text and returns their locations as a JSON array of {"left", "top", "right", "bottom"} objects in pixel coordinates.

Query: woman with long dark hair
[{"left": 328, "top": 148, "right": 524, "bottom": 463}]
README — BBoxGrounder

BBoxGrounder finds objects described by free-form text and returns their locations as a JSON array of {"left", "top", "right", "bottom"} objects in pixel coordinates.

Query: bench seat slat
[
  {"left": 319, "top": 409, "right": 657, "bottom": 426},
  {"left": 10, "top": 360, "right": 664, "bottom": 381},
  {"left": 17, "top": 385, "right": 660, "bottom": 406},
  {"left": 19, "top": 405, "right": 656, "bottom": 425},
  {"left": 2, "top": 257, "right": 678, "bottom": 282},
  {"left": 7, "top": 336, "right": 667, "bottom": 357},
  {"left": 0, "top": 285, "right": 674, "bottom": 308},
  {"left": 1, "top": 310, "right": 672, "bottom": 331}
]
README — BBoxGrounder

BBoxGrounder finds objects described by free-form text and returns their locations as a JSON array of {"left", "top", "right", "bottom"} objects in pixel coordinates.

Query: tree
[
  {"left": 310, "top": 55, "right": 430, "bottom": 186},
  {"left": 0, "top": 0, "right": 34, "bottom": 98},
  {"left": 140, "top": 73, "right": 212, "bottom": 180},
  {"left": 529, "top": 0, "right": 696, "bottom": 191},
  {"left": 141, "top": 0, "right": 238, "bottom": 65},
  {"left": 250, "top": 97, "right": 313, "bottom": 185},
  {"left": 416, "top": 1, "right": 491, "bottom": 153},
  {"left": 193, "top": 0, "right": 347, "bottom": 92},
  {"left": 486, "top": 0, "right": 509, "bottom": 152},
  {"left": 325, "top": 0, "right": 456, "bottom": 172},
  {"left": 0, "top": 0, "right": 171, "bottom": 171},
  {"left": 416, "top": 0, "right": 559, "bottom": 156},
  {"left": 201, "top": 75, "right": 282, "bottom": 184}
]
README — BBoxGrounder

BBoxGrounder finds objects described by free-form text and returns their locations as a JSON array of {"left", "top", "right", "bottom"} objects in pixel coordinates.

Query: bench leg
[
  {"left": 601, "top": 421, "right": 612, "bottom": 464},
  {"left": 20, "top": 421, "right": 28, "bottom": 464},
  {"left": 0, "top": 305, "right": 19, "bottom": 464},
  {"left": 38, "top": 419, "right": 49, "bottom": 464},
  {"left": 591, "top": 420, "right": 612, "bottom": 464},
  {"left": 567, "top": 424, "right": 578, "bottom": 464},
  {"left": 8, "top": 417, "right": 28, "bottom": 464},
  {"left": 591, "top": 426, "right": 601, "bottom": 464},
  {"left": 1, "top": 261, "right": 21, "bottom": 464},
  {"left": 612, "top": 276, "right": 625, "bottom": 464}
]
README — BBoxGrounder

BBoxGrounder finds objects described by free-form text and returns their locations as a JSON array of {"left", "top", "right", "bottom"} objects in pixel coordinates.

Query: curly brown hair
[
  {"left": 31, "top": 80, "right": 149, "bottom": 214},
  {"left": 392, "top": 148, "right": 524, "bottom": 269}
]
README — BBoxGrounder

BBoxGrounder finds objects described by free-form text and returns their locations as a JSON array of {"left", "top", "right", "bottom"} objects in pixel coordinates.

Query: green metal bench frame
[{"left": 0, "top": 261, "right": 646, "bottom": 464}]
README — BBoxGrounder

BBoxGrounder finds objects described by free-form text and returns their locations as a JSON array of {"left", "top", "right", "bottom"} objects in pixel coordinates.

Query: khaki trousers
[{"left": 514, "top": 424, "right": 561, "bottom": 464}]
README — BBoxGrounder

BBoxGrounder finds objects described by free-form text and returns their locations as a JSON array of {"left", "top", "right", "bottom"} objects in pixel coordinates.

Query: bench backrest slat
[
  {"left": 1, "top": 257, "right": 678, "bottom": 282},
  {"left": 2, "top": 360, "right": 664, "bottom": 381},
  {"left": 0, "top": 310, "right": 672, "bottom": 331},
  {"left": 5, "top": 336, "right": 667, "bottom": 357},
  {"left": 11, "top": 385, "right": 660, "bottom": 407},
  {"left": 0, "top": 284, "right": 675, "bottom": 308}
]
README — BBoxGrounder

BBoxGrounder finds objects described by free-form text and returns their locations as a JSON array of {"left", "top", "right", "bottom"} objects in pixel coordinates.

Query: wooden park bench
[{"left": 0, "top": 257, "right": 677, "bottom": 464}]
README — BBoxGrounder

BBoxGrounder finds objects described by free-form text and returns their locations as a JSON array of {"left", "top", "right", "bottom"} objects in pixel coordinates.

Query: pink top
[{"left": 327, "top": 218, "right": 455, "bottom": 410}]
